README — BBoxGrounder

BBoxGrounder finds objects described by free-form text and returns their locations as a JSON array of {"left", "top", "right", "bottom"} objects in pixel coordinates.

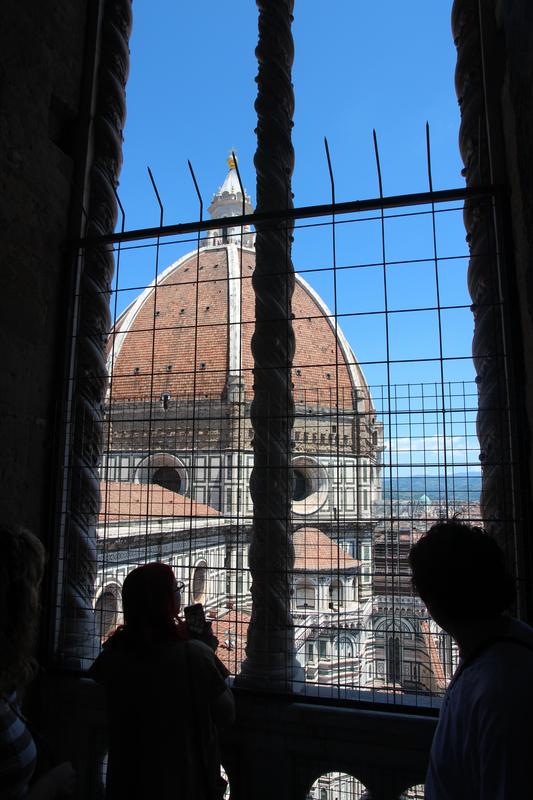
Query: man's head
[{"left": 408, "top": 519, "right": 515, "bottom": 629}]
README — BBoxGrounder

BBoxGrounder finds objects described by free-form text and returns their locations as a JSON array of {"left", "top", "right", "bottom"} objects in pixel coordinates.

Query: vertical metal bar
[
  {"left": 98, "top": 185, "right": 126, "bottom": 640},
  {"left": 230, "top": 151, "right": 246, "bottom": 629},
  {"left": 324, "top": 136, "right": 343, "bottom": 693},
  {"left": 143, "top": 167, "right": 165, "bottom": 556},
  {"left": 186, "top": 159, "right": 204, "bottom": 594},
  {"left": 372, "top": 129, "right": 397, "bottom": 702},
  {"left": 426, "top": 123, "right": 449, "bottom": 516}
]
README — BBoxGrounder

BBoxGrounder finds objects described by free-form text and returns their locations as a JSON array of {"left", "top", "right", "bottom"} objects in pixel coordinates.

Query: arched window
[
  {"left": 386, "top": 635, "right": 402, "bottom": 683},
  {"left": 337, "top": 636, "right": 355, "bottom": 659},
  {"left": 295, "top": 582, "right": 316, "bottom": 609},
  {"left": 95, "top": 586, "right": 119, "bottom": 641},
  {"left": 134, "top": 453, "right": 188, "bottom": 495},
  {"left": 192, "top": 560, "right": 208, "bottom": 603},
  {"left": 329, "top": 580, "right": 344, "bottom": 608}
]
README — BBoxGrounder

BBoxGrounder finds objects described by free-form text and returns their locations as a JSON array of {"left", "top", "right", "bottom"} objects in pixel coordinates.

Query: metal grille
[{"left": 59, "top": 157, "right": 512, "bottom": 707}]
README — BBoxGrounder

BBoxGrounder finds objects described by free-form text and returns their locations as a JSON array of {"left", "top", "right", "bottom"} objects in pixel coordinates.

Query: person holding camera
[{"left": 89, "top": 562, "right": 234, "bottom": 799}]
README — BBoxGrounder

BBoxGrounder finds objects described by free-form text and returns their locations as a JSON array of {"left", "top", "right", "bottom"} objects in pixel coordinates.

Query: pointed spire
[
  {"left": 208, "top": 152, "right": 253, "bottom": 219},
  {"left": 205, "top": 152, "right": 255, "bottom": 248}
]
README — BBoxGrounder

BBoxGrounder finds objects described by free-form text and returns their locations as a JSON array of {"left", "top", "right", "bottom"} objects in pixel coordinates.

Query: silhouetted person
[
  {"left": 0, "top": 525, "right": 75, "bottom": 799},
  {"left": 409, "top": 519, "right": 533, "bottom": 799},
  {"left": 89, "top": 562, "right": 234, "bottom": 799}
]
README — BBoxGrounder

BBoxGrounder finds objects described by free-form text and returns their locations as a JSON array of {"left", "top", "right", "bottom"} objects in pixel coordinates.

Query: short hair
[
  {"left": 0, "top": 526, "right": 45, "bottom": 692},
  {"left": 408, "top": 519, "right": 515, "bottom": 621}
]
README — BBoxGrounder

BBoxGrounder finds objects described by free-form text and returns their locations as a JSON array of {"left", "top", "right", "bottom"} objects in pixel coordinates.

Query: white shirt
[{"left": 425, "top": 618, "right": 533, "bottom": 799}]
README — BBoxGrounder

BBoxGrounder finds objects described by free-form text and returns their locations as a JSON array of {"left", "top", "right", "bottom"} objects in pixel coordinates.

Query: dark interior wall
[
  {"left": 494, "top": 0, "right": 533, "bottom": 452},
  {"left": 0, "top": 2, "right": 88, "bottom": 537},
  {"left": 479, "top": 0, "right": 533, "bottom": 611}
]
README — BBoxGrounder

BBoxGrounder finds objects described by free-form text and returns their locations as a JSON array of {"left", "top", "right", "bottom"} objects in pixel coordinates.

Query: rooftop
[
  {"left": 293, "top": 527, "right": 360, "bottom": 572},
  {"left": 98, "top": 482, "right": 221, "bottom": 522}
]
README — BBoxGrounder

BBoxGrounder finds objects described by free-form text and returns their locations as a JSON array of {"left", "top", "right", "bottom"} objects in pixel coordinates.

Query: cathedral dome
[
  {"left": 107, "top": 163, "right": 373, "bottom": 415},
  {"left": 109, "top": 244, "right": 372, "bottom": 413}
]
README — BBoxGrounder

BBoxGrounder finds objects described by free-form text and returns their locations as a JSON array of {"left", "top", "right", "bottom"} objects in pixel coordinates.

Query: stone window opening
[
  {"left": 192, "top": 560, "right": 208, "bottom": 604},
  {"left": 152, "top": 465, "right": 182, "bottom": 494},
  {"left": 94, "top": 585, "right": 121, "bottom": 643},
  {"left": 34, "top": 7, "right": 532, "bottom": 796},
  {"left": 134, "top": 454, "right": 188, "bottom": 496},
  {"left": 329, "top": 580, "right": 344, "bottom": 609},
  {"left": 295, "top": 582, "right": 316, "bottom": 610},
  {"left": 336, "top": 636, "right": 355, "bottom": 659},
  {"left": 386, "top": 635, "right": 402, "bottom": 684}
]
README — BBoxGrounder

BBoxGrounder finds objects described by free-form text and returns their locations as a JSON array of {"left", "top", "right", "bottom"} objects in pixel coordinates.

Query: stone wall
[
  {"left": 494, "top": 0, "right": 533, "bottom": 491},
  {"left": 0, "top": 1, "right": 88, "bottom": 538},
  {"left": 489, "top": 0, "right": 533, "bottom": 616}
]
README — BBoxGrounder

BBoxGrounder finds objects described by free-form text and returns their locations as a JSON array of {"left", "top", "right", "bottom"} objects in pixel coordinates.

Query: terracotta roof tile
[
  {"left": 293, "top": 527, "right": 360, "bottom": 571},
  {"left": 99, "top": 481, "right": 220, "bottom": 523},
  {"left": 211, "top": 610, "right": 251, "bottom": 673}
]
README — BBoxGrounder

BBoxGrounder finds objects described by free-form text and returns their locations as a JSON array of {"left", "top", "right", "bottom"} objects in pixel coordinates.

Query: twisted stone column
[
  {"left": 59, "top": 0, "right": 132, "bottom": 664},
  {"left": 238, "top": 0, "right": 300, "bottom": 687},
  {"left": 452, "top": 0, "right": 512, "bottom": 539}
]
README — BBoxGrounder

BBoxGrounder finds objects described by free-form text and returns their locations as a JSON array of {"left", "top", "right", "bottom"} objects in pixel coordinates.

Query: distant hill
[{"left": 381, "top": 474, "right": 481, "bottom": 503}]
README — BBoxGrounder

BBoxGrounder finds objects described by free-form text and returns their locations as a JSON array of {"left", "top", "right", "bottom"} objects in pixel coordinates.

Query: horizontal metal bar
[{"left": 77, "top": 185, "right": 499, "bottom": 248}]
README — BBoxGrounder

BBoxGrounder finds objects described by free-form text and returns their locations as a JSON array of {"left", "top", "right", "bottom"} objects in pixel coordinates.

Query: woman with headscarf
[{"left": 89, "top": 562, "right": 234, "bottom": 799}]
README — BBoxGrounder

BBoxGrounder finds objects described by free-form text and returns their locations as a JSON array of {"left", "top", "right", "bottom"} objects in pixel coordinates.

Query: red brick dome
[{"left": 108, "top": 244, "right": 372, "bottom": 412}]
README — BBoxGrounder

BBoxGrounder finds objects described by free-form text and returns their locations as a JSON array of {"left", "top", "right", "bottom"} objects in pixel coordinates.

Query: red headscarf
[{"left": 107, "top": 562, "right": 188, "bottom": 646}]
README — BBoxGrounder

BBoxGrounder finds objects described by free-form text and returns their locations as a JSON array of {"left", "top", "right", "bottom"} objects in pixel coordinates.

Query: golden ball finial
[{"left": 227, "top": 152, "right": 237, "bottom": 170}]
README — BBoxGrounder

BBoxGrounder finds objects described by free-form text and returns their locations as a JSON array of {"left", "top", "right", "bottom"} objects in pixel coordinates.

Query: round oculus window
[
  {"left": 291, "top": 456, "right": 328, "bottom": 516},
  {"left": 152, "top": 465, "right": 182, "bottom": 494}
]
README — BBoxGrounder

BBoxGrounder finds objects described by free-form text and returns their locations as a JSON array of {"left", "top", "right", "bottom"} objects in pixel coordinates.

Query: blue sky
[
  {"left": 118, "top": 1, "right": 462, "bottom": 223},
  {"left": 112, "top": 1, "right": 480, "bottom": 476}
]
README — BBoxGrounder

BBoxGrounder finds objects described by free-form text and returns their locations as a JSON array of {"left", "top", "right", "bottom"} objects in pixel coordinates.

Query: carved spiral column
[
  {"left": 452, "top": 0, "right": 511, "bottom": 539},
  {"left": 59, "top": 0, "right": 132, "bottom": 664},
  {"left": 238, "top": 0, "right": 300, "bottom": 687}
]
